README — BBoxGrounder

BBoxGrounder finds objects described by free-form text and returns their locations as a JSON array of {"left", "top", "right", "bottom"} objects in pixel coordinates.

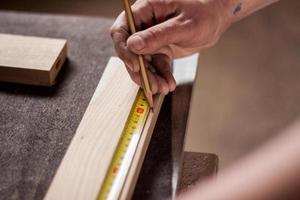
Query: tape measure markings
[{"left": 98, "top": 89, "right": 150, "bottom": 200}]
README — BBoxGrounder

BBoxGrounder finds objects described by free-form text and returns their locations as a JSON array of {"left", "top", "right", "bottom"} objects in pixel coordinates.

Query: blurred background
[
  {"left": 0, "top": 0, "right": 123, "bottom": 17},
  {"left": 0, "top": 0, "right": 299, "bottom": 170}
]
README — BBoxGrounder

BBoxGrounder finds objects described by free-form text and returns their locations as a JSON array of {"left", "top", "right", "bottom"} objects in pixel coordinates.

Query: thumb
[{"left": 127, "top": 18, "right": 182, "bottom": 55}]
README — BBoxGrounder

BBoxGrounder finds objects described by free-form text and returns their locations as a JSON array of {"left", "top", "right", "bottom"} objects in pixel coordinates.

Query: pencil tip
[{"left": 145, "top": 91, "right": 154, "bottom": 110}]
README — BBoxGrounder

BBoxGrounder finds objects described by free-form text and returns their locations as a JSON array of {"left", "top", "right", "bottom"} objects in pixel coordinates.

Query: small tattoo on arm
[{"left": 233, "top": 2, "right": 242, "bottom": 15}]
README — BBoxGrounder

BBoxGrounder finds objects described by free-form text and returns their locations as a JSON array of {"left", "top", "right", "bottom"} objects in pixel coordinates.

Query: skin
[
  {"left": 111, "top": 0, "right": 279, "bottom": 94},
  {"left": 109, "top": 0, "right": 300, "bottom": 199},
  {"left": 111, "top": 0, "right": 229, "bottom": 94},
  {"left": 177, "top": 119, "right": 300, "bottom": 200}
]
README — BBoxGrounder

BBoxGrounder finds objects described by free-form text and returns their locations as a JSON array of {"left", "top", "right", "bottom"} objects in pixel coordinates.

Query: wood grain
[
  {"left": 0, "top": 33, "right": 67, "bottom": 86},
  {"left": 45, "top": 57, "right": 164, "bottom": 200}
]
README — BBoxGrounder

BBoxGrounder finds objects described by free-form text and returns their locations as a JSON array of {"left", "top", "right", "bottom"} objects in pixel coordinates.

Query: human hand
[{"left": 111, "top": 0, "right": 231, "bottom": 94}]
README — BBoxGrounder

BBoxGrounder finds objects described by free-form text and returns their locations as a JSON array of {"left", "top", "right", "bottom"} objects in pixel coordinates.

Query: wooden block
[
  {"left": 0, "top": 33, "right": 67, "bottom": 86},
  {"left": 45, "top": 57, "right": 164, "bottom": 200}
]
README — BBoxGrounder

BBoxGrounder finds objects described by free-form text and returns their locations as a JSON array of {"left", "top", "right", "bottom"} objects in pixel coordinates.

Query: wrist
[
  {"left": 199, "top": 0, "right": 235, "bottom": 38},
  {"left": 214, "top": 0, "right": 235, "bottom": 34}
]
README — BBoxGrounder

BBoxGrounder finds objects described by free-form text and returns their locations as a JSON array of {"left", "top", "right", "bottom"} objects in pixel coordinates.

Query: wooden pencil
[{"left": 123, "top": 0, "right": 154, "bottom": 109}]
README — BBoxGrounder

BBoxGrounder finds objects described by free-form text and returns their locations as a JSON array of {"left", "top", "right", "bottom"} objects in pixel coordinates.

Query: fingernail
[
  {"left": 130, "top": 35, "right": 145, "bottom": 51},
  {"left": 169, "top": 82, "right": 176, "bottom": 92}
]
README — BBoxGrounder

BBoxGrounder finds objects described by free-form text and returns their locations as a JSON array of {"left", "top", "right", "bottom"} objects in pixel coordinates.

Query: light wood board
[
  {"left": 0, "top": 33, "right": 67, "bottom": 86},
  {"left": 45, "top": 57, "right": 164, "bottom": 200}
]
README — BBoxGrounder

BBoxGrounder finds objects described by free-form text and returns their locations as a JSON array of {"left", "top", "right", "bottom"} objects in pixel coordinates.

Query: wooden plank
[
  {"left": 45, "top": 57, "right": 164, "bottom": 200},
  {"left": 120, "top": 55, "right": 198, "bottom": 199},
  {"left": 0, "top": 33, "right": 67, "bottom": 86},
  {"left": 120, "top": 94, "right": 164, "bottom": 200}
]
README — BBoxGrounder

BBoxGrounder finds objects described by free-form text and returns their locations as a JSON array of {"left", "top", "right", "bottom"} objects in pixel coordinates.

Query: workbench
[{"left": 0, "top": 11, "right": 217, "bottom": 200}]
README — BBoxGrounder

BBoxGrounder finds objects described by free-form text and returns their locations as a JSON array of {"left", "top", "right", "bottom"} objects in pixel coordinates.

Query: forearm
[
  {"left": 177, "top": 121, "right": 300, "bottom": 200},
  {"left": 218, "top": 0, "right": 280, "bottom": 25}
]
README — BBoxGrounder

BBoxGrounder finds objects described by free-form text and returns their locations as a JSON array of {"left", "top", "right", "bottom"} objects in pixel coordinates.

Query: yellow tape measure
[{"left": 98, "top": 89, "right": 150, "bottom": 200}]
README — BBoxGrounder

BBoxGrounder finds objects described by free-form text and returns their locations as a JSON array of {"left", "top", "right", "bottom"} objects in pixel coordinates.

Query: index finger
[{"left": 110, "top": 12, "right": 140, "bottom": 72}]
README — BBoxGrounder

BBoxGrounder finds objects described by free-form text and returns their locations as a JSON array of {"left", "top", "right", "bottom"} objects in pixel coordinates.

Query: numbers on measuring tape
[{"left": 97, "top": 90, "right": 150, "bottom": 200}]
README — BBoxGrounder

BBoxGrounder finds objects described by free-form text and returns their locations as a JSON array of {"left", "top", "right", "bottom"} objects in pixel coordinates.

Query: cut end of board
[{"left": 0, "top": 33, "right": 67, "bottom": 86}]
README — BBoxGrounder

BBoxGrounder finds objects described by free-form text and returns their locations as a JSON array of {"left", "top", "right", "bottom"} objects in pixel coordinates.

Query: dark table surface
[{"left": 0, "top": 11, "right": 217, "bottom": 200}]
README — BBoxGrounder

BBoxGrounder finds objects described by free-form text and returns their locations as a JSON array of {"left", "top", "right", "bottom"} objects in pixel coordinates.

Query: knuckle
[
  {"left": 117, "top": 53, "right": 127, "bottom": 62},
  {"left": 145, "top": 27, "right": 163, "bottom": 49},
  {"left": 116, "top": 49, "right": 131, "bottom": 64},
  {"left": 121, "top": 55, "right": 132, "bottom": 66},
  {"left": 154, "top": 26, "right": 164, "bottom": 37},
  {"left": 157, "top": 0, "right": 177, "bottom": 12},
  {"left": 110, "top": 13, "right": 128, "bottom": 39},
  {"left": 110, "top": 24, "right": 120, "bottom": 40},
  {"left": 162, "top": 85, "right": 169, "bottom": 94}
]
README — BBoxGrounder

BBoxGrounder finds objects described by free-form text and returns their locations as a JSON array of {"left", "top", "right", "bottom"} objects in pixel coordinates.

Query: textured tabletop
[
  {"left": 0, "top": 11, "right": 114, "bottom": 200},
  {"left": 0, "top": 11, "right": 217, "bottom": 200}
]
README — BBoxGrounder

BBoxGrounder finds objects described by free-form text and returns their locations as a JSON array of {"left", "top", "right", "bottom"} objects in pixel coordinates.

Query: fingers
[
  {"left": 131, "top": 0, "right": 178, "bottom": 30},
  {"left": 111, "top": 0, "right": 178, "bottom": 94},
  {"left": 126, "top": 54, "right": 176, "bottom": 95},
  {"left": 126, "top": 65, "right": 159, "bottom": 94},
  {"left": 127, "top": 16, "right": 186, "bottom": 56},
  {"left": 111, "top": 0, "right": 177, "bottom": 69},
  {"left": 152, "top": 54, "right": 176, "bottom": 92},
  {"left": 111, "top": 0, "right": 178, "bottom": 72},
  {"left": 130, "top": 0, "right": 155, "bottom": 31},
  {"left": 110, "top": 12, "right": 140, "bottom": 72}
]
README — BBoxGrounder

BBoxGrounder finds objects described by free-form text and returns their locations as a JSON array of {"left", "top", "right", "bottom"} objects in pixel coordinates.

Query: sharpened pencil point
[{"left": 145, "top": 91, "right": 154, "bottom": 110}]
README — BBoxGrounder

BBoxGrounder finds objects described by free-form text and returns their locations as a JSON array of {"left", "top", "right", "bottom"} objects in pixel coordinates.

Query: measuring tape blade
[{"left": 98, "top": 89, "right": 150, "bottom": 200}]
